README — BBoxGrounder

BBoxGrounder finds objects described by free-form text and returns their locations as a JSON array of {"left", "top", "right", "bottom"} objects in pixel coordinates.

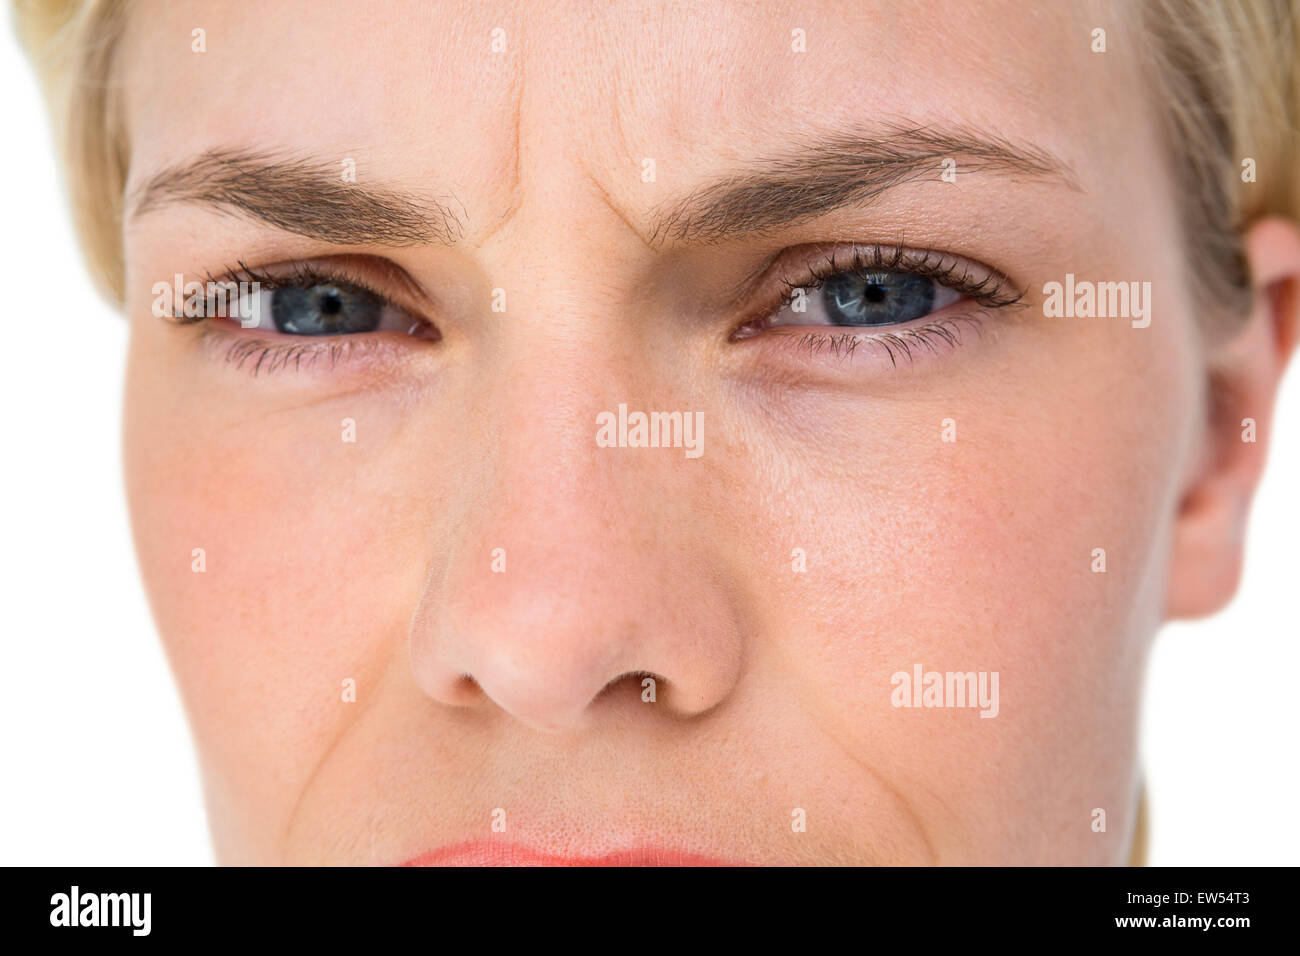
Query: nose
[{"left": 407, "top": 331, "right": 745, "bottom": 733}]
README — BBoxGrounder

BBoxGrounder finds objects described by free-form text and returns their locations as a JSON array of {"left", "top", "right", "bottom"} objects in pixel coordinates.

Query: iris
[
  {"left": 271, "top": 283, "right": 384, "bottom": 335},
  {"left": 820, "top": 270, "right": 935, "bottom": 326}
]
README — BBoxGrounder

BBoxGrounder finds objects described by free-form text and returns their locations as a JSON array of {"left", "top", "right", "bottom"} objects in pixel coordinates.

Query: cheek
[
  {"left": 122, "top": 336, "right": 439, "bottom": 835},
  {"left": 733, "top": 323, "right": 1193, "bottom": 859}
]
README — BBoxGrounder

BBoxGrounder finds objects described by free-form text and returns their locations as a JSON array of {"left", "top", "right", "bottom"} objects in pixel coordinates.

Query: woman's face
[{"left": 117, "top": 0, "right": 1227, "bottom": 864}]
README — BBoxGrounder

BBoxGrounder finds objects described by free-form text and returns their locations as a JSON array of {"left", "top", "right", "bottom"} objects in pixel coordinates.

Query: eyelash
[
  {"left": 777, "top": 244, "right": 1022, "bottom": 310},
  {"left": 735, "top": 244, "right": 1024, "bottom": 366},
  {"left": 168, "top": 259, "right": 433, "bottom": 375},
  {"left": 766, "top": 316, "right": 990, "bottom": 368},
  {"left": 171, "top": 244, "right": 1022, "bottom": 376},
  {"left": 218, "top": 334, "right": 376, "bottom": 376},
  {"left": 166, "top": 260, "right": 401, "bottom": 324}
]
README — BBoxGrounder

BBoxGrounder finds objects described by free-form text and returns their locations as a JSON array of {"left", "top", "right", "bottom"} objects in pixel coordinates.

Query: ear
[{"left": 1166, "top": 217, "right": 1300, "bottom": 619}]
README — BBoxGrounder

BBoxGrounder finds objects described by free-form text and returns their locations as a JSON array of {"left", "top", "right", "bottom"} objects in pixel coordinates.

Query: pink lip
[{"left": 401, "top": 841, "right": 743, "bottom": 867}]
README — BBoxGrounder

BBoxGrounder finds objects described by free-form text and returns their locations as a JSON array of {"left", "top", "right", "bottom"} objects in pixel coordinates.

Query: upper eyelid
[
  {"left": 210, "top": 255, "right": 438, "bottom": 316},
  {"left": 211, "top": 259, "right": 381, "bottom": 296},
  {"left": 728, "top": 244, "right": 1029, "bottom": 348},
  {"left": 772, "top": 244, "right": 1024, "bottom": 310},
  {"left": 187, "top": 245, "right": 1021, "bottom": 343}
]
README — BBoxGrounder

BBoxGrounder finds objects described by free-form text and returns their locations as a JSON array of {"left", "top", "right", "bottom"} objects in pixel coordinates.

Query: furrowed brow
[
  {"left": 649, "top": 123, "right": 1076, "bottom": 245},
  {"left": 129, "top": 149, "right": 463, "bottom": 246}
]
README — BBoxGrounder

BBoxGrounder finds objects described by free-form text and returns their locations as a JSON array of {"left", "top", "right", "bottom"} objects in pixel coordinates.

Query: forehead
[{"left": 120, "top": 0, "right": 1136, "bottom": 224}]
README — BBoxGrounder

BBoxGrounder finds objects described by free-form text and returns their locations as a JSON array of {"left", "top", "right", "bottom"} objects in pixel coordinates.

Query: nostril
[
  {"left": 598, "top": 669, "right": 664, "bottom": 705},
  {"left": 450, "top": 672, "right": 482, "bottom": 703}
]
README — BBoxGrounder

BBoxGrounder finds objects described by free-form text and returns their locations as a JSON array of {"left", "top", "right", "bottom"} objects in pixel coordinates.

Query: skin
[{"left": 115, "top": 0, "right": 1299, "bottom": 864}]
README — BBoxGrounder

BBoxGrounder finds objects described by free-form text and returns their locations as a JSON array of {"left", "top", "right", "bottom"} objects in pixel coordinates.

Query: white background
[{"left": 2, "top": 29, "right": 1296, "bottom": 867}]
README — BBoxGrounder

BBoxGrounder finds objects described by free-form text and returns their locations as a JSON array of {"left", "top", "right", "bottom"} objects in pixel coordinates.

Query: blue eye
[
  {"left": 271, "top": 283, "right": 383, "bottom": 335},
  {"left": 745, "top": 246, "right": 1022, "bottom": 339},
  {"left": 225, "top": 267, "right": 432, "bottom": 338},
  {"left": 819, "top": 270, "right": 951, "bottom": 326},
  {"left": 773, "top": 268, "right": 963, "bottom": 330}
]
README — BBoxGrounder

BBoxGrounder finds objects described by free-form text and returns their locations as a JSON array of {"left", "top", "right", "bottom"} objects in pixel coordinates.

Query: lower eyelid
[
  {"left": 195, "top": 322, "right": 426, "bottom": 378},
  {"left": 753, "top": 312, "right": 990, "bottom": 369},
  {"left": 207, "top": 327, "right": 360, "bottom": 375}
]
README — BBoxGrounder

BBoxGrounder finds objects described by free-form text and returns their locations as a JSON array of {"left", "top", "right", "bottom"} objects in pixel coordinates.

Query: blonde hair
[
  {"left": 14, "top": 0, "right": 126, "bottom": 302},
  {"left": 1143, "top": 0, "right": 1300, "bottom": 329},
  {"left": 12, "top": 0, "right": 1300, "bottom": 319}
]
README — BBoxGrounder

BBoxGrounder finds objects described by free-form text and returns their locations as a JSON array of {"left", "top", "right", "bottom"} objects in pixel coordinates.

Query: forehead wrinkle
[{"left": 468, "top": 48, "right": 527, "bottom": 249}]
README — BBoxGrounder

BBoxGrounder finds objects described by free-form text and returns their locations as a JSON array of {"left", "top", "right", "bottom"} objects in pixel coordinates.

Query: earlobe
[{"left": 1165, "top": 217, "right": 1300, "bottom": 619}]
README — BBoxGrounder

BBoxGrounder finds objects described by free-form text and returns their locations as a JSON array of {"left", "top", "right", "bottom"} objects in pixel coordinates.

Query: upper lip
[{"left": 401, "top": 840, "right": 745, "bottom": 866}]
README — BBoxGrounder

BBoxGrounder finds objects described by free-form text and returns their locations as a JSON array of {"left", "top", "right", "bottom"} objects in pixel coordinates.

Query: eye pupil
[{"left": 318, "top": 290, "right": 344, "bottom": 315}]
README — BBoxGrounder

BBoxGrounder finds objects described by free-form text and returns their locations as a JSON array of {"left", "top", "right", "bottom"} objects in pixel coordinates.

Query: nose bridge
[
  {"left": 474, "top": 338, "right": 643, "bottom": 605},
  {"left": 454, "top": 207, "right": 688, "bottom": 572}
]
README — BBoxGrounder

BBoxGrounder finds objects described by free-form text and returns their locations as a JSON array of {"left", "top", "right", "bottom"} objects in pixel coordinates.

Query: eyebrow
[
  {"left": 129, "top": 149, "right": 463, "bottom": 245},
  {"left": 648, "top": 123, "right": 1076, "bottom": 246}
]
